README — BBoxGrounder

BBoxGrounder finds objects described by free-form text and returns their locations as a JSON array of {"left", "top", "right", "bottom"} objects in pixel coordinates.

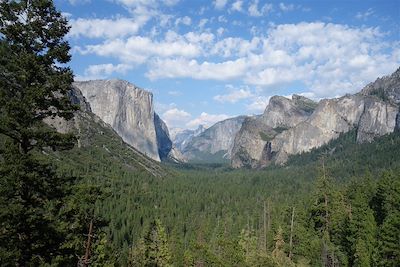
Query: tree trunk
[{"left": 289, "top": 207, "right": 295, "bottom": 259}]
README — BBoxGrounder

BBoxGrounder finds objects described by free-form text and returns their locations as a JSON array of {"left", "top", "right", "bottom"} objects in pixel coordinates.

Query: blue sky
[{"left": 55, "top": 0, "right": 400, "bottom": 129}]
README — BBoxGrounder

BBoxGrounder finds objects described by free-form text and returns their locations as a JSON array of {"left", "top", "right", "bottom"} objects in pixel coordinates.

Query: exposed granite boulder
[
  {"left": 182, "top": 116, "right": 247, "bottom": 162},
  {"left": 73, "top": 80, "right": 160, "bottom": 161}
]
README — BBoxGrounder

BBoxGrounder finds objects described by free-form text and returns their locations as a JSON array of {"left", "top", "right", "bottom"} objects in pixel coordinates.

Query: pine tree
[
  {"left": 373, "top": 172, "right": 400, "bottom": 266},
  {"left": 0, "top": 0, "right": 78, "bottom": 265},
  {"left": 129, "top": 219, "right": 172, "bottom": 267},
  {"left": 346, "top": 183, "right": 377, "bottom": 267}
]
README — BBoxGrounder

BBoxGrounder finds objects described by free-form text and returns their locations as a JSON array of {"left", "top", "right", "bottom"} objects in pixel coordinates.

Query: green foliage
[
  {"left": 129, "top": 219, "right": 172, "bottom": 267},
  {"left": 259, "top": 131, "right": 275, "bottom": 142}
]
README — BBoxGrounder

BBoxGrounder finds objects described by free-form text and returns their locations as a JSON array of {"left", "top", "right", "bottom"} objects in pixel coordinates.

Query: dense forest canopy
[{"left": 0, "top": 1, "right": 399, "bottom": 266}]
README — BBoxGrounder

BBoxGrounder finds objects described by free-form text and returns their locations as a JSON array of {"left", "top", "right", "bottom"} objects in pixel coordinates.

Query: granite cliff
[
  {"left": 73, "top": 80, "right": 182, "bottom": 162},
  {"left": 231, "top": 95, "right": 316, "bottom": 168},
  {"left": 232, "top": 68, "right": 400, "bottom": 168}
]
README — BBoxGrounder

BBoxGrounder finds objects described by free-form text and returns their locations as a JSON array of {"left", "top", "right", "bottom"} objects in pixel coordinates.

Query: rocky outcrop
[
  {"left": 361, "top": 67, "right": 400, "bottom": 104},
  {"left": 73, "top": 80, "right": 160, "bottom": 161},
  {"left": 361, "top": 67, "right": 400, "bottom": 130},
  {"left": 231, "top": 95, "right": 316, "bottom": 168},
  {"left": 182, "top": 116, "right": 247, "bottom": 162},
  {"left": 154, "top": 113, "right": 186, "bottom": 163},
  {"left": 232, "top": 68, "right": 400, "bottom": 168},
  {"left": 271, "top": 95, "right": 397, "bottom": 164}
]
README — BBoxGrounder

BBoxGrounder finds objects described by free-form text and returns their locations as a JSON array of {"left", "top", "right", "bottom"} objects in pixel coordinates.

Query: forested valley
[{"left": 1, "top": 1, "right": 399, "bottom": 266}]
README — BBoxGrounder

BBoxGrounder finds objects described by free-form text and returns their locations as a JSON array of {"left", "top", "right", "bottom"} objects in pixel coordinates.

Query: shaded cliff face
[
  {"left": 231, "top": 95, "right": 316, "bottom": 168},
  {"left": 154, "top": 113, "right": 186, "bottom": 163},
  {"left": 73, "top": 80, "right": 160, "bottom": 161},
  {"left": 182, "top": 116, "right": 246, "bottom": 162}
]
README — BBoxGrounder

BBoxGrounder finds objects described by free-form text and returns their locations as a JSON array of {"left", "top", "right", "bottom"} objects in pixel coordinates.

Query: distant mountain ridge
[{"left": 181, "top": 116, "right": 248, "bottom": 163}]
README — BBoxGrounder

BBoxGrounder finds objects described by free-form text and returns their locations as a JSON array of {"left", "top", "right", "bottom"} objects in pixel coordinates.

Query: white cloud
[
  {"left": 356, "top": 8, "right": 374, "bottom": 20},
  {"left": 231, "top": 0, "right": 243, "bottom": 12},
  {"left": 78, "top": 34, "right": 201, "bottom": 64},
  {"left": 214, "top": 0, "right": 228, "bottom": 9},
  {"left": 175, "top": 16, "right": 192, "bottom": 26},
  {"left": 162, "top": 108, "right": 191, "bottom": 128},
  {"left": 75, "top": 19, "right": 399, "bottom": 100},
  {"left": 211, "top": 37, "right": 261, "bottom": 58},
  {"left": 146, "top": 58, "right": 248, "bottom": 80},
  {"left": 186, "top": 112, "right": 230, "bottom": 129},
  {"left": 246, "top": 96, "right": 271, "bottom": 113},
  {"left": 69, "top": 17, "right": 146, "bottom": 39},
  {"left": 198, "top": 18, "right": 208, "bottom": 29},
  {"left": 214, "top": 85, "right": 254, "bottom": 103},
  {"left": 69, "top": 0, "right": 91, "bottom": 5},
  {"left": 248, "top": 0, "right": 273, "bottom": 17},
  {"left": 279, "top": 3, "right": 295, "bottom": 12},
  {"left": 168, "top": 90, "right": 181, "bottom": 96},
  {"left": 75, "top": 63, "right": 133, "bottom": 80}
]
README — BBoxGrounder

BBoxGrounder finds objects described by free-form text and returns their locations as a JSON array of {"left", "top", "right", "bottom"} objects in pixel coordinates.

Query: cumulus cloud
[
  {"left": 231, "top": 0, "right": 243, "bottom": 12},
  {"left": 78, "top": 34, "right": 201, "bottom": 64},
  {"left": 355, "top": 8, "right": 374, "bottom": 20},
  {"left": 246, "top": 96, "right": 271, "bottom": 113},
  {"left": 279, "top": 3, "right": 295, "bottom": 12},
  {"left": 74, "top": 18, "right": 399, "bottom": 100},
  {"left": 75, "top": 63, "right": 133, "bottom": 80},
  {"left": 69, "top": 17, "right": 146, "bottom": 39},
  {"left": 214, "top": 85, "right": 254, "bottom": 103},
  {"left": 175, "top": 16, "right": 192, "bottom": 26},
  {"left": 162, "top": 108, "right": 191, "bottom": 128},
  {"left": 248, "top": 0, "right": 273, "bottom": 17},
  {"left": 147, "top": 22, "right": 399, "bottom": 98},
  {"left": 146, "top": 58, "right": 248, "bottom": 80},
  {"left": 186, "top": 112, "right": 230, "bottom": 129},
  {"left": 214, "top": 0, "right": 228, "bottom": 9}
]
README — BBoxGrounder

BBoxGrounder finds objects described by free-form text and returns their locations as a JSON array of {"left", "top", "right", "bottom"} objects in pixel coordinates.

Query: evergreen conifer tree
[{"left": 0, "top": 0, "right": 78, "bottom": 265}]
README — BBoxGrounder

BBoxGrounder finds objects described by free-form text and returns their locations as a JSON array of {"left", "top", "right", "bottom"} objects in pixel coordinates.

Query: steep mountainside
[
  {"left": 73, "top": 80, "right": 160, "bottom": 161},
  {"left": 44, "top": 86, "right": 165, "bottom": 177},
  {"left": 232, "top": 68, "right": 400, "bottom": 168},
  {"left": 73, "top": 80, "right": 182, "bottom": 163},
  {"left": 171, "top": 125, "right": 206, "bottom": 152},
  {"left": 231, "top": 95, "right": 317, "bottom": 168},
  {"left": 181, "top": 116, "right": 247, "bottom": 163},
  {"left": 154, "top": 113, "right": 186, "bottom": 163}
]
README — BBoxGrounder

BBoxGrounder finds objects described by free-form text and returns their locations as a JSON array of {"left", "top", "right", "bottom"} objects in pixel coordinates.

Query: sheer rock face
[
  {"left": 154, "top": 113, "right": 186, "bottom": 163},
  {"left": 182, "top": 116, "right": 247, "bottom": 161},
  {"left": 73, "top": 80, "right": 160, "bottom": 161},
  {"left": 231, "top": 95, "right": 316, "bottom": 168}
]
